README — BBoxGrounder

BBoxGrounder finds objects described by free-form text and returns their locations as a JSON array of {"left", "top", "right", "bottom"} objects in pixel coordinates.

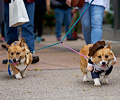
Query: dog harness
[
  {"left": 91, "top": 66, "right": 113, "bottom": 79},
  {"left": 88, "top": 57, "right": 116, "bottom": 79}
]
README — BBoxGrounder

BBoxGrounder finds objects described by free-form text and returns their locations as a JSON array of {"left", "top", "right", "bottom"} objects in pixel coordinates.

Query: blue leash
[
  {"left": 31, "top": 0, "right": 94, "bottom": 52},
  {"left": 31, "top": 42, "right": 61, "bottom": 53}
]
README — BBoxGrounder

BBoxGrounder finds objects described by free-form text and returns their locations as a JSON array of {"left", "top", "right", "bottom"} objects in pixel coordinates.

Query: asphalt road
[{"left": 0, "top": 68, "right": 120, "bottom": 100}]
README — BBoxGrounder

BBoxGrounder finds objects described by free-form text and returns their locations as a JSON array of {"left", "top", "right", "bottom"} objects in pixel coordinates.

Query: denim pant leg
[
  {"left": 54, "top": 8, "right": 64, "bottom": 38},
  {"left": 21, "top": 2, "right": 35, "bottom": 51},
  {"left": 90, "top": 5, "right": 105, "bottom": 44},
  {"left": 0, "top": 0, "right": 4, "bottom": 31},
  {"left": 63, "top": 8, "right": 72, "bottom": 38},
  {"left": 79, "top": 3, "right": 91, "bottom": 44},
  {"left": 4, "top": 2, "right": 18, "bottom": 45}
]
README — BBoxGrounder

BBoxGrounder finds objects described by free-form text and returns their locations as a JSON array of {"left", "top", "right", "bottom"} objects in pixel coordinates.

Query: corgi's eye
[
  {"left": 16, "top": 52, "right": 20, "bottom": 55},
  {"left": 11, "top": 52, "right": 14, "bottom": 55},
  {"left": 98, "top": 55, "right": 101, "bottom": 59},
  {"left": 105, "top": 55, "right": 108, "bottom": 58}
]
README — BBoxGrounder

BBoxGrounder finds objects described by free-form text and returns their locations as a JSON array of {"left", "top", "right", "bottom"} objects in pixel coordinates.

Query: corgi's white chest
[{"left": 15, "top": 64, "right": 27, "bottom": 71}]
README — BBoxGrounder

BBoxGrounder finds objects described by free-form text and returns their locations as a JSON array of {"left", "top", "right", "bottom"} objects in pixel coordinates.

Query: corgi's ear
[
  {"left": 106, "top": 43, "right": 111, "bottom": 49},
  {"left": 5, "top": 43, "right": 10, "bottom": 48},
  {"left": 20, "top": 38, "right": 25, "bottom": 47}
]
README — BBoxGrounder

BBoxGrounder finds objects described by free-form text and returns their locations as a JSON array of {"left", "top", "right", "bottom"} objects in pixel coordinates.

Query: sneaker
[
  {"left": 67, "top": 37, "right": 77, "bottom": 41},
  {"left": 3, "top": 56, "right": 39, "bottom": 64},
  {"left": 31, "top": 56, "right": 39, "bottom": 64},
  {"left": 57, "top": 37, "right": 61, "bottom": 41},
  {"left": 1, "top": 44, "right": 7, "bottom": 49},
  {"left": 34, "top": 32, "right": 38, "bottom": 39},
  {"left": 3, "top": 59, "right": 8, "bottom": 64},
  {"left": 36, "top": 37, "right": 41, "bottom": 43},
  {"left": 41, "top": 38, "right": 45, "bottom": 41}
]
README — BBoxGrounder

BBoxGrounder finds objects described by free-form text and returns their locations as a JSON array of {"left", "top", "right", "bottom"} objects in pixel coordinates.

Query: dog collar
[
  {"left": 14, "top": 43, "right": 17, "bottom": 45},
  {"left": 9, "top": 60, "right": 13, "bottom": 63}
]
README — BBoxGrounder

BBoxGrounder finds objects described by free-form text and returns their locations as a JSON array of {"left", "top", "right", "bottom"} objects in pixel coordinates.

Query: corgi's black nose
[
  {"left": 102, "top": 62, "right": 106, "bottom": 65},
  {"left": 13, "top": 58, "right": 16, "bottom": 62}
]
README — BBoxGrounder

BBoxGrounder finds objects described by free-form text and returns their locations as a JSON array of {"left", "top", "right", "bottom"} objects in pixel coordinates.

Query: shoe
[
  {"left": 34, "top": 32, "right": 38, "bottom": 39},
  {"left": 3, "top": 59, "right": 8, "bottom": 64},
  {"left": 31, "top": 56, "right": 39, "bottom": 64},
  {"left": 3, "top": 56, "right": 39, "bottom": 64},
  {"left": 36, "top": 37, "right": 41, "bottom": 43},
  {"left": 67, "top": 37, "right": 77, "bottom": 41},
  {"left": 1, "top": 44, "right": 7, "bottom": 49},
  {"left": 57, "top": 37, "right": 61, "bottom": 41},
  {"left": 41, "top": 38, "right": 45, "bottom": 41}
]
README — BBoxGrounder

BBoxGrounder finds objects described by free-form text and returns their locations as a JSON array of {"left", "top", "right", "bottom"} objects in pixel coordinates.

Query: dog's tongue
[
  {"left": 13, "top": 62, "right": 17, "bottom": 66},
  {"left": 101, "top": 65, "right": 106, "bottom": 68}
]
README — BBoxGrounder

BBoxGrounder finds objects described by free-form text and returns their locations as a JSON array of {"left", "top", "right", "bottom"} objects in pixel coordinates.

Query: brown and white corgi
[
  {"left": 6, "top": 38, "right": 32, "bottom": 79},
  {"left": 80, "top": 41, "right": 117, "bottom": 86}
]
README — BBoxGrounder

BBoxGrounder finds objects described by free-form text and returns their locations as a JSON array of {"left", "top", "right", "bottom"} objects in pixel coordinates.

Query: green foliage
[
  {"left": 43, "top": 10, "right": 55, "bottom": 27},
  {"left": 103, "top": 3, "right": 114, "bottom": 24},
  {"left": 104, "top": 12, "right": 114, "bottom": 24}
]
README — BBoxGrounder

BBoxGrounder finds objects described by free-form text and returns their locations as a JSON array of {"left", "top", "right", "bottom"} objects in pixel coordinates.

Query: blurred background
[{"left": 42, "top": 0, "right": 120, "bottom": 41}]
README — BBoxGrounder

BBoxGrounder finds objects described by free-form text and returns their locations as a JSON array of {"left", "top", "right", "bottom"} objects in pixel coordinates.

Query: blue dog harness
[{"left": 8, "top": 60, "right": 13, "bottom": 75}]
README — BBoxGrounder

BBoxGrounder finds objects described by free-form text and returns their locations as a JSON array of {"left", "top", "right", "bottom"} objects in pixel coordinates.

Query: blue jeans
[
  {"left": 54, "top": 8, "right": 71, "bottom": 38},
  {"left": 79, "top": 3, "right": 105, "bottom": 44},
  {"left": 4, "top": 2, "right": 35, "bottom": 51},
  {"left": 0, "top": 0, "right": 4, "bottom": 31}
]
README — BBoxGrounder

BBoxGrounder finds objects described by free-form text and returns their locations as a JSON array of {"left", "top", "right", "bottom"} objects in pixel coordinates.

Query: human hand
[
  {"left": 66, "top": 0, "right": 72, "bottom": 7},
  {"left": 71, "top": 9, "right": 77, "bottom": 14},
  {"left": 46, "top": 5, "right": 51, "bottom": 13}
]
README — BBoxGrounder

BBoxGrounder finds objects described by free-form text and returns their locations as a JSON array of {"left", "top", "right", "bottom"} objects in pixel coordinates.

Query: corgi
[
  {"left": 80, "top": 41, "right": 117, "bottom": 86},
  {"left": 6, "top": 38, "right": 32, "bottom": 79}
]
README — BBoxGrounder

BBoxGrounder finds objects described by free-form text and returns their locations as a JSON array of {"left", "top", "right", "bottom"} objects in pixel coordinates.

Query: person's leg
[
  {"left": 1, "top": 22, "right": 4, "bottom": 39},
  {"left": 4, "top": 2, "right": 18, "bottom": 45},
  {"left": 36, "top": 9, "right": 46, "bottom": 37},
  {"left": 79, "top": 3, "right": 91, "bottom": 44},
  {"left": 54, "top": 8, "right": 64, "bottom": 40},
  {"left": 21, "top": 2, "right": 35, "bottom": 51},
  {"left": 21, "top": 2, "right": 39, "bottom": 64},
  {"left": 0, "top": 0, "right": 4, "bottom": 32},
  {"left": 35, "top": 9, "right": 46, "bottom": 42},
  {"left": 63, "top": 8, "right": 72, "bottom": 39},
  {"left": 34, "top": 9, "right": 37, "bottom": 35},
  {"left": 90, "top": 5, "right": 105, "bottom": 44},
  {"left": 3, "top": 2, "right": 18, "bottom": 64}
]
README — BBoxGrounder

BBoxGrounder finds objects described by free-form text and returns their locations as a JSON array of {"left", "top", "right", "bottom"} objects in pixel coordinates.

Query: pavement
[{"left": 0, "top": 34, "right": 120, "bottom": 100}]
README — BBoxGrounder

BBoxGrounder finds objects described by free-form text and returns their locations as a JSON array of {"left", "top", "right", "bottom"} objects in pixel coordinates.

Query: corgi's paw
[
  {"left": 83, "top": 74, "right": 89, "bottom": 82},
  {"left": 102, "top": 79, "right": 109, "bottom": 84},
  {"left": 94, "top": 78, "right": 101, "bottom": 86},
  {"left": 101, "top": 76, "right": 109, "bottom": 84},
  {"left": 21, "top": 72, "right": 26, "bottom": 78},
  {"left": 15, "top": 72, "right": 22, "bottom": 79}
]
